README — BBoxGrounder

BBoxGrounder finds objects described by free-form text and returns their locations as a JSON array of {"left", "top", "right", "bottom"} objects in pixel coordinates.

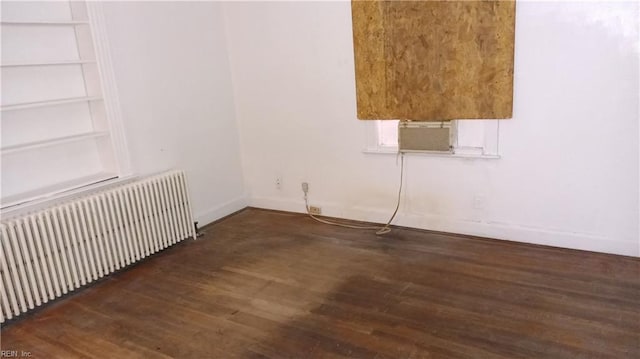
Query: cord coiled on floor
[{"left": 304, "top": 153, "right": 404, "bottom": 235}]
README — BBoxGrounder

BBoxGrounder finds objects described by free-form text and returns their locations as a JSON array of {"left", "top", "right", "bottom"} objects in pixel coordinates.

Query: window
[
  {"left": 1, "top": 1, "right": 129, "bottom": 208},
  {"left": 353, "top": 1, "right": 510, "bottom": 158},
  {"left": 365, "top": 120, "right": 500, "bottom": 158}
]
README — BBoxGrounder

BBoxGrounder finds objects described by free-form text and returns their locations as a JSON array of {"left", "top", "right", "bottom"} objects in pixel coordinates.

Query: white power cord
[{"left": 303, "top": 153, "right": 405, "bottom": 235}]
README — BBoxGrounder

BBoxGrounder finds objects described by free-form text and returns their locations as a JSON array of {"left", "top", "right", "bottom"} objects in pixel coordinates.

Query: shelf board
[
  {"left": 1, "top": 172, "right": 118, "bottom": 209},
  {"left": 1, "top": 131, "right": 110, "bottom": 155},
  {"left": 1, "top": 20, "right": 90, "bottom": 26},
  {"left": 1, "top": 96, "right": 102, "bottom": 111},
  {"left": 1, "top": 60, "right": 96, "bottom": 67}
]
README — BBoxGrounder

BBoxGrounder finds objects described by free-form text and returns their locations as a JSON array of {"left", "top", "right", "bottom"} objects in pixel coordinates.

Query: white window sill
[{"left": 362, "top": 147, "right": 501, "bottom": 159}]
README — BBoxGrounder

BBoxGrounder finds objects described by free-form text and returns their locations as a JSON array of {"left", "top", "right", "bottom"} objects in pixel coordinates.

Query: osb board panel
[
  {"left": 352, "top": 0, "right": 516, "bottom": 120},
  {"left": 352, "top": 1, "right": 391, "bottom": 119}
]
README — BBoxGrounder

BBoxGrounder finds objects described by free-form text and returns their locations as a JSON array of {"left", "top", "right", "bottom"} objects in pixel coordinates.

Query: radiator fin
[{"left": 0, "top": 171, "right": 196, "bottom": 323}]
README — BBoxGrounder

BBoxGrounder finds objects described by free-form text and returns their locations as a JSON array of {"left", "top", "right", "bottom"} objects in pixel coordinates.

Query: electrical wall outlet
[
  {"left": 302, "top": 182, "right": 309, "bottom": 194},
  {"left": 276, "top": 176, "right": 282, "bottom": 190},
  {"left": 473, "top": 195, "right": 486, "bottom": 210},
  {"left": 309, "top": 206, "right": 322, "bottom": 215}
]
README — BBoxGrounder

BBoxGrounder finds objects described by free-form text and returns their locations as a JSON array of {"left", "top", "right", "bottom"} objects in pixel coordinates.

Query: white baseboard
[
  {"left": 250, "top": 196, "right": 639, "bottom": 257},
  {"left": 195, "top": 194, "right": 249, "bottom": 227}
]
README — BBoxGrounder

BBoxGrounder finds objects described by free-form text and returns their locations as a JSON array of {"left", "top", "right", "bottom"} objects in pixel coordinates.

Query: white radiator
[{"left": 0, "top": 170, "right": 196, "bottom": 323}]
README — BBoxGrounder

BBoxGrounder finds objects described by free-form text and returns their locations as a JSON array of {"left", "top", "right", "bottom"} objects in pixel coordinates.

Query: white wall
[
  {"left": 222, "top": 1, "right": 639, "bottom": 256},
  {"left": 102, "top": 1, "right": 247, "bottom": 225}
]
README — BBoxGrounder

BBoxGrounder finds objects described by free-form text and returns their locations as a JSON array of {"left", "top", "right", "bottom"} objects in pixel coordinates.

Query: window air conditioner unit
[{"left": 398, "top": 121, "right": 453, "bottom": 153}]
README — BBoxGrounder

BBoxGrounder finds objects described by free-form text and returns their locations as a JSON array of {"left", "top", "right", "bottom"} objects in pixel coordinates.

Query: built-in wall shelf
[
  {"left": 1, "top": 60, "right": 96, "bottom": 67},
  {"left": 1, "top": 131, "right": 110, "bottom": 155},
  {"left": 1, "top": 20, "right": 89, "bottom": 26},
  {"left": 1, "top": 96, "right": 103, "bottom": 111},
  {"left": 2, "top": 1, "right": 126, "bottom": 207}
]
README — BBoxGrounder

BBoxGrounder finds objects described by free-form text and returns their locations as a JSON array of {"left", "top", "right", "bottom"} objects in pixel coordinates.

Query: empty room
[{"left": 0, "top": 0, "right": 639, "bottom": 358}]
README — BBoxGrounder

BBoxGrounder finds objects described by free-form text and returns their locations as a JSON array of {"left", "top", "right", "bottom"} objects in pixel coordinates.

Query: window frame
[{"left": 363, "top": 120, "right": 501, "bottom": 159}]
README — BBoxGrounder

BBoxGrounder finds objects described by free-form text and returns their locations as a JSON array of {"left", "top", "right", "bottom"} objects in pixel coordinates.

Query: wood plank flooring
[{"left": 1, "top": 208, "right": 639, "bottom": 358}]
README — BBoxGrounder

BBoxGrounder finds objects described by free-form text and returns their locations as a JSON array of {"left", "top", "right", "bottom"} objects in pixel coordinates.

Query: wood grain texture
[
  {"left": 352, "top": 0, "right": 516, "bottom": 120},
  {"left": 1, "top": 208, "right": 639, "bottom": 358},
  {"left": 352, "top": 0, "right": 390, "bottom": 119}
]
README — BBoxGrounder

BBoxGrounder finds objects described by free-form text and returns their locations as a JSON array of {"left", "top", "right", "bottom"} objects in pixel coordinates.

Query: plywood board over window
[{"left": 352, "top": 0, "right": 516, "bottom": 121}]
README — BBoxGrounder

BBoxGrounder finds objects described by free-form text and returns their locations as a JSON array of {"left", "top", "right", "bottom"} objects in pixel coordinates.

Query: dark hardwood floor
[{"left": 1, "top": 208, "right": 639, "bottom": 358}]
